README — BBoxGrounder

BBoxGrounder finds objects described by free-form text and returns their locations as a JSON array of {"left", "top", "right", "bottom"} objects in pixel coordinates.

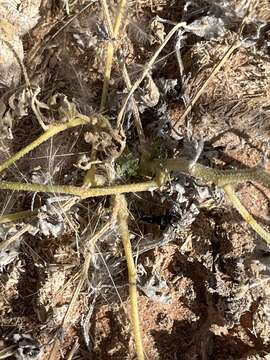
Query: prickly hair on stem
[{"left": 116, "top": 194, "right": 145, "bottom": 360}]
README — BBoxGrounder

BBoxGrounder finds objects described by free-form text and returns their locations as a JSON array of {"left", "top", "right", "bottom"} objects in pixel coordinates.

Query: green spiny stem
[
  {"left": 0, "top": 116, "right": 97, "bottom": 174},
  {"left": 0, "top": 180, "right": 158, "bottom": 199},
  {"left": 223, "top": 184, "right": 270, "bottom": 244},
  {"left": 165, "top": 159, "right": 270, "bottom": 188},
  {"left": 1, "top": 158, "right": 270, "bottom": 199}
]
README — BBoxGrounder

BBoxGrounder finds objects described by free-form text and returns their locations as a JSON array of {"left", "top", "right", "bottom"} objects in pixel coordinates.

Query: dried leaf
[
  {"left": 150, "top": 17, "right": 166, "bottom": 44},
  {"left": 36, "top": 204, "right": 66, "bottom": 238},
  {"left": 138, "top": 75, "right": 160, "bottom": 110},
  {"left": 0, "top": 19, "right": 23, "bottom": 87},
  {"left": 6, "top": 333, "right": 42, "bottom": 360},
  {"left": 139, "top": 271, "right": 171, "bottom": 304},
  {"left": 0, "top": 248, "right": 18, "bottom": 270},
  {"left": 185, "top": 16, "right": 226, "bottom": 39}
]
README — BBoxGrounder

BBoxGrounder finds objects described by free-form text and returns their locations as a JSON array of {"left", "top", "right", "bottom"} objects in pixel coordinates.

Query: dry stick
[
  {"left": 122, "top": 63, "right": 147, "bottom": 149},
  {"left": 100, "top": 0, "right": 127, "bottom": 110},
  {"left": 66, "top": 339, "right": 79, "bottom": 360},
  {"left": 48, "top": 222, "right": 111, "bottom": 360},
  {"left": 116, "top": 22, "right": 186, "bottom": 129},
  {"left": 2, "top": 39, "right": 48, "bottom": 131},
  {"left": 0, "top": 224, "right": 33, "bottom": 251},
  {"left": 0, "top": 116, "right": 97, "bottom": 174},
  {"left": 100, "top": 0, "right": 113, "bottom": 36},
  {"left": 116, "top": 195, "right": 144, "bottom": 360},
  {"left": 223, "top": 184, "right": 270, "bottom": 245},
  {"left": 0, "top": 345, "right": 16, "bottom": 359},
  {"left": 171, "top": 39, "right": 240, "bottom": 130}
]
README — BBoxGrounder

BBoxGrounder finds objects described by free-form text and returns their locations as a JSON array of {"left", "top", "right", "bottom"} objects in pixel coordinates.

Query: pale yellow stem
[
  {"left": 116, "top": 195, "right": 144, "bottom": 360},
  {"left": 223, "top": 184, "right": 270, "bottom": 244}
]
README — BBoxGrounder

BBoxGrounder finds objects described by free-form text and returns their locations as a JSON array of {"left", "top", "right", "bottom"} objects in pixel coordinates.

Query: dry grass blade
[
  {"left": 116, "top": 22, "right": 185, "bottom": 129},
  {"left": 100, "top": 0, "right": 127, "bottom": 110},
  {"left": 116, "top": 195, "right": 144, "bottom": 360},
  {"left": 0, "top": 209, "right": 37, "bottom": 224},
  {"left": 0, "top": 116, "right": 97, "bottom": 174},
  {"left": 223, "top": 184, "right": 270, "bottom": 244},
  {"left": 66, "top": 339, "right": 79, "bottom": 360},
  {"left": 171, "top": 39, "right": 240, "bottom": 130},
  {"left": 47, "top": 221, "right": 112, "bottom": 359},
  {"left": 0, "top": 224, "right": 32, "bottom": 251},
  {"left": 122, "top": 63, "right": 146, "bottom": 150},
  {"left": 0, "top": 345, "right": 16, "bottom": 359}
]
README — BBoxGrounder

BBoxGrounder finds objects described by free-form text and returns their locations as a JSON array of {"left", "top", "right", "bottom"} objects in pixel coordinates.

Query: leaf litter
[{"left": 0, "top": 0, "right": 270, "bottom": 359}]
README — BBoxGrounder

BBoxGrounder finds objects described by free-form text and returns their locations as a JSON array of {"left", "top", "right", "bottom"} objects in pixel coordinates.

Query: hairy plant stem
[
  {"left": 1, "top": 157, "right": 270, "bottom": 198},
  {"left": 0, "top": 180, "right": 158, "bottom": 198},
  {"left": 116, "top": 195, "right": 144, "bottom": 360},
  {"left": 0, "top": 116, "right": 97, "bottom": 174},
  {"left": 223, "top": 184, "right": 270, "bottom": 244},
  {"left": 1, "top": 145, "right": 270, "bottom": 244},
  {"left": 48, "top": 221, "right": 111, "bottom": 359},
  {"left": 100, "top": 0, "right": 127, "bottom": 110},
  {"left": 165, "top": 158, "right": 270, "bottom": 188}
]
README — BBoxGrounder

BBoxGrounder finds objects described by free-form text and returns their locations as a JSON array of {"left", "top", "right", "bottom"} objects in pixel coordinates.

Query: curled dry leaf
[
  {"left": 150, "top": 16, "right": 166, "bottom": 44},
  {"left": 138, "top": 75, "right": 160, "bottom": 111},
  {"left": 36, "top": 204, "right": 66, "bottom": 238},
  {"left": 0, "top": 0, "right": 41, "bottom": 36},
  {"left": 0, "top": 248, "right": 18, "bottom": 271},
  {"left": 139, "top": 270, "right": 172, "bottom": 304},
  {"left": 0, "top": 19, "right": 23, "bottom": 88},
  {"left": 185, "top": 15, "right": 226, "bottom": 39},
  {"left": 5, "top": 333, "right": 42, "bottom": 360},
  {"left": 0, "top": 1, "right": 41, "bottom": 88}
]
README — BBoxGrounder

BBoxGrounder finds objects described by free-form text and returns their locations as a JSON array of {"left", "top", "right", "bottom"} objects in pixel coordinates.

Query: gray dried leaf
[
  {"left": 8, "top": 88, "right": 31, "bottom": 117},
  {"left": 6, "top": 333, "right": 42, "bottom": 360},
  {"left": 185, "top": 16, "right": 226, "bottom": 39},
  {"left": 0, "top": 1, "right": 41, "bottom": 36},
  {"left": 138, "top": 75, "right": 160, "bottom": 111},
  {"left": 0, "top": 19, "right": 24, "bottom": 88},
  {"left": 157, "top": 78, "right": 179, "bottom": 98},
  {"left": 139, "top": 272, "right": 171, "bottom": 304},
  {"left": 0, "top": 224, "right": 18, "bottom": 240},
  {"left": 0, "top": 108, "right": 13, "bottom": 139},
  {"left": 0, "top": 248, "right": 18, "bottom": 270},
  {"left": 31, "top": 167, "right": 53, "bottom": 185},
  {"left": 127, "top": 20, "right": 152, "bottom": 45},
  {"left": 150, "top": 17, "right": 165, "bottom": 44},
  {"left": 37, "top": 204, "right": 65, "bottom": 238}
]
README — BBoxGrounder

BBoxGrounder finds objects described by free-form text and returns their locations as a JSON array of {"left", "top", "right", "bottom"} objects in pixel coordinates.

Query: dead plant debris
[{"left": 0, "top": 0, "right": 270, "bottom": 359}]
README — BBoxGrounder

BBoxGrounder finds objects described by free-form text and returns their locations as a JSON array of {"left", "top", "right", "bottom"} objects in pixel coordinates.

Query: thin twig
[
  {"left": 0, "top": 115, "right": 97, "bottom": 174},
  {"left": 116, "top": 22, "right": 186, "bottom": 129},
  {"left": 171, "top": 39, "right": 240, "bottom": 130},
  {"left": 122, "top": 63, "right": 146, "bottom": 150},
  {"left": 223, "top": 184, "right": 270, "bottom": 244},
  {"left": 116, "top": 195, "right": 144, "bottom": 359},
  {"left": 48, "top": 222, "right": 111, "bottom": 359},
  {"left": 66, "top": 339, "right": 79, "bottom": 360},
  {"left": 0, "top": 224, "right": 32, "bottom": 251},
  {"left": 100, "top": 0, "right": 127, "bottom": 110}
]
